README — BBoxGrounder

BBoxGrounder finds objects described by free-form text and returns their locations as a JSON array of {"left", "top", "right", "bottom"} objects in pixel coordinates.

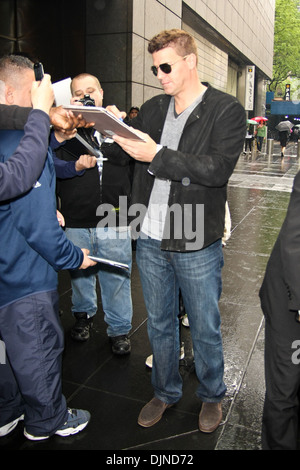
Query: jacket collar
[{"left": 157, "top": 83, "right": 212, "bottom": 121}]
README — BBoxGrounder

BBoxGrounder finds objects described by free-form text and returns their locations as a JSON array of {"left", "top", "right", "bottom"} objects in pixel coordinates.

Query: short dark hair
[
  {"left": 0, "top": 54, "right": 33, "bottom": 83},
  {"left": 148, "top": 29, "right": 198, "bottom": 63},
  {"left": 129, "top": 107, "right": 139, "bottom": 112}
]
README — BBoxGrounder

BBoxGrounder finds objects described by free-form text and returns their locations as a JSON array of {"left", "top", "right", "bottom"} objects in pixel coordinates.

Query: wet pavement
[{"left": 1, "top": 140, "right": 299, "bottom": 453}]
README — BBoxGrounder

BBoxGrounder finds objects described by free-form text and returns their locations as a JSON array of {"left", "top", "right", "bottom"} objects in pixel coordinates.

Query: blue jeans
[
  {"left": 257, "top": 136, "right": 264, "bottom": 151},
  {"left": 136, "top": 237, "right": 226, "bottom": 404},
  {"left": 65, "top": 227, "right": 132, "bottom": 337}
]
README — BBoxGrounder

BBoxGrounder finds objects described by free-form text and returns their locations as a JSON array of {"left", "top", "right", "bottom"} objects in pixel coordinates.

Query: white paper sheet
[{"left": 53, "top": 78, "right": 72, "bottom": 106}]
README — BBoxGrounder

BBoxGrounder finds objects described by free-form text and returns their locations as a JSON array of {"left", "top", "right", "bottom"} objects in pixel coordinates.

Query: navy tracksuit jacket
[{"left": 0, "top": 121, "right": 83, "bottom": 436}]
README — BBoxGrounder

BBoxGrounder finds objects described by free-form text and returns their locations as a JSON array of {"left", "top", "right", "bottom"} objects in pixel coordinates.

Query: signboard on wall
[{"left": 245, "top": 65, "right": 255, "bottom": 111}]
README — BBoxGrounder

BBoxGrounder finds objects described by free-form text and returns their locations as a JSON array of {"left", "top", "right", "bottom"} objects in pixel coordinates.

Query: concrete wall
[
  {"left": 131, "top": 0, "right": 182, "bottom": 105},
  {"left": 184, "top": 0, "right": 275, "bottom": 79},
  {"left": 0, "top": 0, "right": 275, "bottom": 114},
  {"left": 85, "top": 0, "right": 275, "bottom": 113}
]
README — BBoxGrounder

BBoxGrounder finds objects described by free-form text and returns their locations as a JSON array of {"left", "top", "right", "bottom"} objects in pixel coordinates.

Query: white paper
[
  {"left": 63, "top": 104, "right": 145, "bottom": 141},
  {"left": 53, "top": 78, "right": 72, "bottom": 106}
]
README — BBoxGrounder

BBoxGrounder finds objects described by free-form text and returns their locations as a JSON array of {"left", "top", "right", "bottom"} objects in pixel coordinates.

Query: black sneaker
[
  {"left": 71, "top": 312, "right": 93, "bottom": 342},
  {"left": 110, "top": 335, "right": 131, "bottom": 355}
]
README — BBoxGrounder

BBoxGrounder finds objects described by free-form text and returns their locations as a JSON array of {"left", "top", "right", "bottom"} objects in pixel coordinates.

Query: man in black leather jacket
[
  {"left": 260, "top": 170, "right": 300, "bottom": 449},
  {"left": 106, "top": 28, "right": 246, "bottom": 433}
]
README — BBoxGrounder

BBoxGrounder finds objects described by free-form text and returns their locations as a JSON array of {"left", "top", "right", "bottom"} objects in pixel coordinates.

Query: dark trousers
[
  {"left": 0, "top": 290, "right": 68, "bottom": 437},
  {"left": 245, "top": 138, "right": 252, "bottom": 151},
  {"left": 262, "top": 305, "right": 300, "bottom": 450}
]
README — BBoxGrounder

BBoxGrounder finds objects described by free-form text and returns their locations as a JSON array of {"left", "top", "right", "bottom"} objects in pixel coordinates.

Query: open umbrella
[
  {"left": 247, "top": 119, "right": 257, "bottom": 125},
  {"left": 275, "top": 120, "right": 294, "bottom": 132},
  {"left": 253, "top": 116, "right": 268, "bottom": 122}
]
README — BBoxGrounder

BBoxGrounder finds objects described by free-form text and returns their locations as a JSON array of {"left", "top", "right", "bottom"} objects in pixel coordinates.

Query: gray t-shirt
[{"left": 141, "top": 92, "right": 205, "bottom": 240}]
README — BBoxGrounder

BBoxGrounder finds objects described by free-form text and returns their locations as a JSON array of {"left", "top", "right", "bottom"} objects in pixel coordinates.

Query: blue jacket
[
  {"left": 0, "top": 129, "right": 83, "bottom": 308},
  {"left": 0, "top": 109, "right": 50, "bottom": 201}
]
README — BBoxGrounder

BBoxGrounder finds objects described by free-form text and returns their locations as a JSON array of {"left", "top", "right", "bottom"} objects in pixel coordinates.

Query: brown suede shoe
[
  {"left": 198, "top": 402, "right": 222, "bottom": 433},
  {"left": 138, "top": 397, "right": 173, "bottom": 428}
]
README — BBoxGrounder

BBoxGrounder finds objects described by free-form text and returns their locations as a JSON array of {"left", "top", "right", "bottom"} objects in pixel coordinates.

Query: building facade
[
  {"left": 85, "top": 0, "right": 275, "bottom": 116},
  {"left": 0, "top": 0, "right": 275, "bottom": 116}
]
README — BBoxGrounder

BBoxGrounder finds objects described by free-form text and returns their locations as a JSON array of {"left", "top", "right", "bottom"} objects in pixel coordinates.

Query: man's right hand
[
  {"left": 31, "top": 74, "right": 55, "bottom": 115},
  {"left": 79, "top": 249, "right": 97, "bottom": 269},
  {"left": 75, "top": 154, "right": 97, "bottom": 172}
]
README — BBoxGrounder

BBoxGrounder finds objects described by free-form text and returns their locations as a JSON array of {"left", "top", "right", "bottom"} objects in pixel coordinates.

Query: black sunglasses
[{"left": 151, "top": 55, "right": 189, "bottom": 76}]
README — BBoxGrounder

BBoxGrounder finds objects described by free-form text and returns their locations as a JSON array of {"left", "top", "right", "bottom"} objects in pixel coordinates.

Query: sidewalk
[{"left": 1, "top": 141, "right": 299, "bottom": 451}]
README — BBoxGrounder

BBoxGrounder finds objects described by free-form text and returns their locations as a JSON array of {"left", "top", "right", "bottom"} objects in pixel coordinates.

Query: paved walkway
[{"left": 1, "top": 140, "right": 299, "bottom": 453}]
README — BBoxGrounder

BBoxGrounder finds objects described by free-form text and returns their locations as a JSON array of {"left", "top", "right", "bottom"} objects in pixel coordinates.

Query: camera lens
[{"left": 78, "top": 94, "right": 95, "bottom": 107}]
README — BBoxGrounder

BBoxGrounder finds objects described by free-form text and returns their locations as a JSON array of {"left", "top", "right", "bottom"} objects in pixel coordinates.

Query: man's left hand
[
  {"left": 113, "top": 129, "right": 157, "bottom": 162},
  {"left": 49, "top": 106, "right": 94, "bottom": 132}
]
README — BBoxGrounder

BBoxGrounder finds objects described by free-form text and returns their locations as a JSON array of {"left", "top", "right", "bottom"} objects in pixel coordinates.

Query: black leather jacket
[{"left": 104, "top": 85, "right": 246, "bottom": 251}]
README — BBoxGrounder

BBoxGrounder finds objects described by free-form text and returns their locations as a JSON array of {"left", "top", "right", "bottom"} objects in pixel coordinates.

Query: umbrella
[
  {"left": 275, "top": 120, "right": 294, "bottom": 131},
  {"left": 253, "top": 116, "right": 268, "bottom": 122},
  {"left": 247, "top": 119, "right": 257, "bottom": 125}
]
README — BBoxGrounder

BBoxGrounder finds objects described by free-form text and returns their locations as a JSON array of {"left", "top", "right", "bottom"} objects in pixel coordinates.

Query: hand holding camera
[
  {"left": 31, "top": 73, "right": 54, "bottom": 115},
  {"left": 71, "top": 94, "right": 96, "bottom": 107}
]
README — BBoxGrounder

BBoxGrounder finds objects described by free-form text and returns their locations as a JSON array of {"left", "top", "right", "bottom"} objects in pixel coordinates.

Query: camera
[{"left": 77, "top": 94, "right": 95, "bottom": 107}]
